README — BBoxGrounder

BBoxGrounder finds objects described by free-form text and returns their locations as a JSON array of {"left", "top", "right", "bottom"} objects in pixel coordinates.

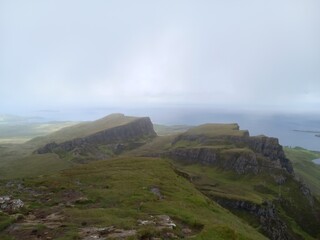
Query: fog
[{"left": 1, "top": 0, "right": 320, "bottom": 115}]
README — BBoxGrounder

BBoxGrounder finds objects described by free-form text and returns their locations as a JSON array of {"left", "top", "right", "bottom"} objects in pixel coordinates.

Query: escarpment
[
  {"left": 215, "top": 198, "right": 292, "bottom": 240},
  {"left": 167, "top": 124, "right": 320, "bottom": 240},
  {"left": 167, "top": 124, "right": 293, "bottom": 175},
  {"left": 166, "top": 147, "right": 260, "bottom": 174},
  {"left": 36, "top": 117, "right": 157, "bottom": 161},
  {"left": 237, "top": 135, "right": 293, "bottom": 173}
]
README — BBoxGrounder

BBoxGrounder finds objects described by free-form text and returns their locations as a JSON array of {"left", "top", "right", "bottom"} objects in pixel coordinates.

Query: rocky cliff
[
  {"left": 232, "top": 135, "right": 293, "bottom": 173},
  {"left": 166, "top": 147, "right": 260, "bottom": 174},
  {"left": 168, "top": 128, "right": 293, "bottom": 175},
  {"left": 215, "top": 198, "right": 294, "bottom": 240},
  {"left": 36, "top": 117, "right": 157, "bottom": 161},
  {"left": 167, "top": 123, "right": 320, "bottom": 239}
]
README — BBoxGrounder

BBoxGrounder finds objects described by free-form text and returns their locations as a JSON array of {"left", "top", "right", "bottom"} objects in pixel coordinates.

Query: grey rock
[
  {"left": 216, "top": 198, "right": 292, "bottom": 240},
  {"left": 150, "top": 187, "right": 164, "bottom": 200},
  {"left": 169, "top": 132, "right": 294, "bottom": 175},
  {"left": 0, "top": 196, "right": 24, "bottom": 213}
]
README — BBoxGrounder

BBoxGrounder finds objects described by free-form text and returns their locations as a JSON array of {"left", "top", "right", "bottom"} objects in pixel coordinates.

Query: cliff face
[
  {"left": 166, "top": 147, "right": 260, "bottom": 174},
  {"left": 215, "top": 198, "right": 294, "bottom": 240},
  {"left": 244, "top": 136, "right": 293, "bottom": 173},
  {"left": 36, "top": 117, "right": 157, "bottom": 161},
  {"left": 169, "top": 133, "right": 293, "bottom": 175}
]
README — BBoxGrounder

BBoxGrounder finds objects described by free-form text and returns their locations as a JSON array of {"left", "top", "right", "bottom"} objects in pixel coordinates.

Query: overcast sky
[{"left": 1, "top": 0, "right": 320, "bottom": 115}]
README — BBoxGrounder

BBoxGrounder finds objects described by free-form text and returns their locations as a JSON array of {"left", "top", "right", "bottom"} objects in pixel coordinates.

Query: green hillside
[
  {"left": 183, "top": 123, "right": 248, "bottom": 137},
  {"left": 284, "top": 147, "right": 320, "bottom": 197},
  {"left": 153, "top": 124, "right": 191, "bottom": 136},
  {"left": 0, "top": 114, "right": 141, "bottom": 179},
  {"left": 130, "top": 124, "right": 320, "bottom": 239},
  {"left": 27, "top": 113, "right": 138, "bottom": 147},
  {"left": 173, "top": 162, "right": 319, "bottom": 240},
  {"left": 0, "top": 157, "right": 267, "bottom": 240}
]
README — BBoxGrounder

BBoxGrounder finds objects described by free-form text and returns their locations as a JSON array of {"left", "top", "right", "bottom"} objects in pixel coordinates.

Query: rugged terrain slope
[{"left": 1, "top": 114, "right": 320, "bottom": 239}]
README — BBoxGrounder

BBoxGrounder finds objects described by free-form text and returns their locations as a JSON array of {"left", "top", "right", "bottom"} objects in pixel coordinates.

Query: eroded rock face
[
  {"left": 36, "top": 117, "right": 157, "bottom": 159},
  {"left": 170, "top": 132, "right": 293, "bottom": 175},
  {"left": 166, "top": 147, "right": 260, "bottom": 174},
  {"left": 245, "top": 136, "right": 293, "bottom": 174},
  {"left": 167, "top": 148, "right": 217, "bottom": 165},
  {"left": 215, "top": 198, "right": 293, "bottom": 240},
  {"left": 224, "top": 151, "right": 259, "bottom": 174}
]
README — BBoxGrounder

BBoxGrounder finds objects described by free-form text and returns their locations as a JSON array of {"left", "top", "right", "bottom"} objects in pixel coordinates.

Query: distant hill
[
  {"left": 0, "top": 113, "right": 154, "bottom": 177},
  {"left": 28, "top": 113, "right": 138, "bottom": 147},
  {"left": 35, "top": 114, "right": 156, "bottom": 163}
]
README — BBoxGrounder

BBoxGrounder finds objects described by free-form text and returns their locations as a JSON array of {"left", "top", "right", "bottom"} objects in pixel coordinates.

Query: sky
[{"left": 1, "top": 0, "right": 320, "bottom": 116}]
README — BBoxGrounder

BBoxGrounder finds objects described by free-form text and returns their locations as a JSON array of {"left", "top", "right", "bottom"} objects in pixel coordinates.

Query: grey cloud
[{"left": 0, "top": 0, "right": 319, "bottom": 114}]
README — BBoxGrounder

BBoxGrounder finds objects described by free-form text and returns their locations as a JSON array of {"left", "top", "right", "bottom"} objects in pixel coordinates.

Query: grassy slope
[
  {"left": 284, "top": 147, "right": 320, "bottom": 197},
  {"left": 164, "top": 125, "right": 320, "bottom": 239},
  {"left": 9, "top": 157, "right": 266, "bottom": 240},
  {"left": 0, "top": 142, "right": 73, "bottom": 179},
  {"left": 184, "top": 123, "right": 248, "bottom": 137},
  {"left": 0, "top": 122, "right": 78, "bottom": 144},
  {"left": 27, "top": 113, "right": 138, "bottom": 147},
  {"left": 153, "top": 124, "right": 191, "bottom": 136},
  {"left": 173, "top": 163, "right": 279, "bottom": 204},
  {"left": 0, "top": 153, "right": 73, "bottom": 179},
  {"left": 0, "top": 114, "right": 140, "bottom": 179},
  {"left": 173, "top": 162, "right": 318, "bottom": 240}
]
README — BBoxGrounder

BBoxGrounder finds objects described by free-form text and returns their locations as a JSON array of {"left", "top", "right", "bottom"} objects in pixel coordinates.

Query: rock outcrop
[
  {"left": 0, "top": 196, "right": 24, "bottom": 213},
  {"left": 215, "top": 198, "right": 295, "bottom": 240},
  {"left": 166, "top": 147, "right": 260, "bottom": 174},
  {"left": 238, "top": 136, "right": 293, "bottom": 173}
]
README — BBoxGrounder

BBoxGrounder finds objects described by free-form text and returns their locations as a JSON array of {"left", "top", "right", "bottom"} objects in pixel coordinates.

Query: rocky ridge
[
  {"left": 36, "top": 117, "right": 156, "bottom": 161},
  {"left": 168, "top": 126, "right": 293, "bottom": 175}
]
